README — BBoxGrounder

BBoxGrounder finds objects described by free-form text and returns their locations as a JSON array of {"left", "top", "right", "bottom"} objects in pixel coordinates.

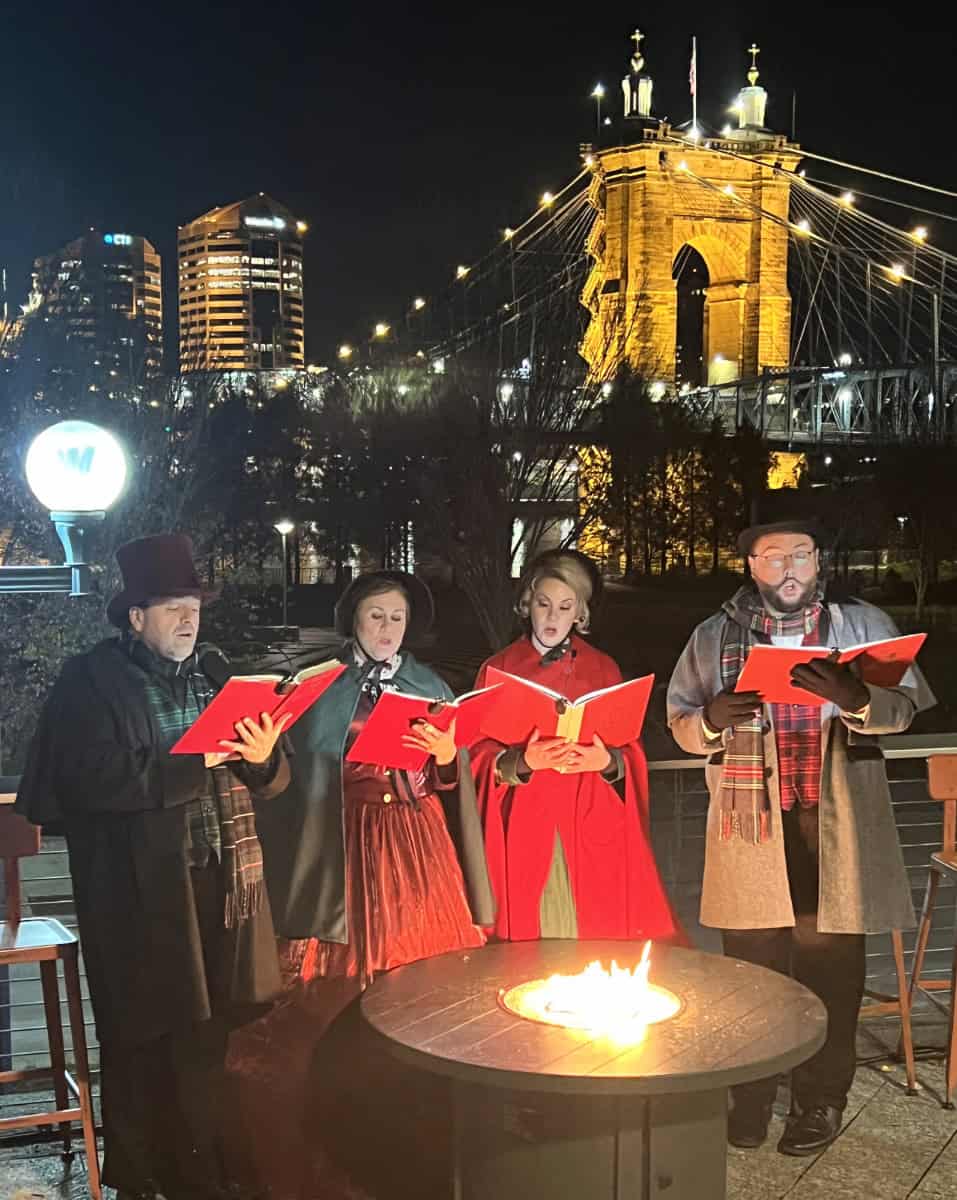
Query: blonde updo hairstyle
[{"left": 517, "top": 553, "right": 595, "bottom": 636}]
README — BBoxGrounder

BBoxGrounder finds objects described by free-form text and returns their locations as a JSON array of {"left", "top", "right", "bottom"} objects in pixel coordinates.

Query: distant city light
[
  {"left": 413, "top": 297, "right": 426, "bottom": 310},
  {"left": 374, "top": 322, "right": 390, "bottom": 338},
  {"left": 337, "top": 344, "right": 354, "bottom": 360}
]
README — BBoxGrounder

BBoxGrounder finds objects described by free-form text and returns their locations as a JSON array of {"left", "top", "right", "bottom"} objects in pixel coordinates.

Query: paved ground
[{"left": 2, "top": 1013, "right": 954, "bottom": 1200}]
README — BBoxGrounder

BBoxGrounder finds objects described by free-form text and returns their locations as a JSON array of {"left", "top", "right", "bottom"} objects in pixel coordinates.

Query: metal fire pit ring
[{"left": 361, "top": 940, "right": 826, "bottom": 1200}]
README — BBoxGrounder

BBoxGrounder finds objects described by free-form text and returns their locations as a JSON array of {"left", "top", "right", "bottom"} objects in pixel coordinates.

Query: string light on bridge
[
  {"left": 503, "top": 227, "right": 515, "bottom": 240},
  {"left": 840, "top": 191, "right": 855, "bottom": 206},
  {"left": 911, "top": 226, "right": 929, "bottom": 243},
  {"left": 541, "top": 192, "right": 555, "bottom": 207},
  {"left": 413, "top": 297, "right": 426, "bottom": 310},
  {"left": 794, "top": 218, "right": 812, "bottom": 236},
  {"left": 374, "top": 322, "right": 391, "bottom": 338},
  {"left": 456, "top": 265, "right": 471, "bottom": 280}
]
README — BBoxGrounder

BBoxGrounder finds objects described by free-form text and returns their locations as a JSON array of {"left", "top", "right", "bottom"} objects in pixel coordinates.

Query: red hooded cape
[{"left": 472, "top": 635, "right": 682, "bottom": 943}]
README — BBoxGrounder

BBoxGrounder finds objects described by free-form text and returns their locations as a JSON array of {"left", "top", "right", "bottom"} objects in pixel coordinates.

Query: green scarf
[{"left": 129, "top": 637, "right": 266, "bottom": 927}]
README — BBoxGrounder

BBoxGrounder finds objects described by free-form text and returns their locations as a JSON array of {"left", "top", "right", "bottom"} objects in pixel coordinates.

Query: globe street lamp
[
  {"left": 274, "top": 519, "right": 295, "bottom": 632},
  {"left": 1, "top": 420, "right": 127, "bottom": 596}
]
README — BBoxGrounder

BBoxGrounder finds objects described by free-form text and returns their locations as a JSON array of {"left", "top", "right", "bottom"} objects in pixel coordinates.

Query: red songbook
[
  {"left": 734, "top": 633, "right": 927, "bottom": 706},
  {"left": 170, "top": 660, "right": 346, "bottom": 754},
  {"left": 344, "top": 684, "right": 504, "bottom": 771},
  {"left": 479, "top": 667, "right": 654, "bottom": 747}
]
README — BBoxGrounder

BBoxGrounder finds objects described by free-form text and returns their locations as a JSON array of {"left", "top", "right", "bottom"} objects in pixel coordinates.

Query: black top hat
[
  {"left": 737, "top": 518, "right": 823, "bottom": 558},
  {"left": 106, "top": 533, "right": 214, "bottom": 628},
  {"left": 521, "top": 547, "right": 604, "bottom": 609},
  {"left": 334, "top": 570, "right": 435, "bottom": 643},
  {"left": 737, "top": 490, "right": 826, "bottom": 558}
]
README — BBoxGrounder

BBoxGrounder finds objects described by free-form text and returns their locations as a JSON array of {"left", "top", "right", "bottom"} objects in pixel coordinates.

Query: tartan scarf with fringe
[
  {"left": 718, "top": 586, "right": 824, "bottom": 843},
  {"left": 130, "top": 637, "right": 265, "bottom": 928}
]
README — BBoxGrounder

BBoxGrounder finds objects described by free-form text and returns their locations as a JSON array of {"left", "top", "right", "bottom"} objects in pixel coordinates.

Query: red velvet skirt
[{"left": 302, "top": 780, "right": 485, "bottom": 986}]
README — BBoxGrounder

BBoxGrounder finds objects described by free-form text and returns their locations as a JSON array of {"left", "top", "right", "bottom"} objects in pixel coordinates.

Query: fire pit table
[{"left": 361, "top": 940, "right": 826, "bottom": 1200}]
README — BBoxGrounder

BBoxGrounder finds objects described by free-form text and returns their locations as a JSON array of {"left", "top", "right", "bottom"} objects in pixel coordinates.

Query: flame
[{"left": 500, "top": 941, "right": 680, "bottom": 1044}]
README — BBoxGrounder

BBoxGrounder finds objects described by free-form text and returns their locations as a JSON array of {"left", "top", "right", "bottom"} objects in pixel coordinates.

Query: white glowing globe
[{"left": 25, "top": 420, "right": 127, "bottom": 513}]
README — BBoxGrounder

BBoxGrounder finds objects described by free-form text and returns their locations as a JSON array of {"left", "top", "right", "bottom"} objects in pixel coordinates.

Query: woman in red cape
[{"left": 471, "top": 550, "right": 682, "bottom": 944}]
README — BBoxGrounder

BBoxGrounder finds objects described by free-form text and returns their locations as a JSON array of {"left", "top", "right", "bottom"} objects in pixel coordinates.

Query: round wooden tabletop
[{"left": 361, "top": 940, "right": 827, "bottom": 1096}]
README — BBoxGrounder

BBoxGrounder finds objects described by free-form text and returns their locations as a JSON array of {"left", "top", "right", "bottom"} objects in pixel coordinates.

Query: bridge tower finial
[
  {"left": 747, "top": 43, "right": 760, "bottom": 87},
  {"left": 622, "top": 27, "right": 654, "bottom": 121},
  {"left": 734, "top": 42, "right": 769, "bottom": 132}
]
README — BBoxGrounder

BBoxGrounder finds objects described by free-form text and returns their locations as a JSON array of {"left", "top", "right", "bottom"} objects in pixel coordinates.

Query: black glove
[
  {"left": 704, "top": 688, "right": 763, "bottom": 731},
  {"left": 790, "top": 656, "right": 869, "bottom": 712}
]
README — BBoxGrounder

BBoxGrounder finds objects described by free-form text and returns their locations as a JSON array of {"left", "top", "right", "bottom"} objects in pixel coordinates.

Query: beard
[{"left": 755, "top": 575, "right": 819, "bottom": 615}]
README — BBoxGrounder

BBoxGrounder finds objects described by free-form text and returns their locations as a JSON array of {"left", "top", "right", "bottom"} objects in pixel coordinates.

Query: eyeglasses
[{"left": 749, "top": 550, "right": 815, "bottom": 573}]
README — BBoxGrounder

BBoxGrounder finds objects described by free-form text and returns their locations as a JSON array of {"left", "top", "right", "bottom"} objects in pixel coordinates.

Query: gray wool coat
[{"left": 666, "top": 598, "right": 936, "bottom": 935}]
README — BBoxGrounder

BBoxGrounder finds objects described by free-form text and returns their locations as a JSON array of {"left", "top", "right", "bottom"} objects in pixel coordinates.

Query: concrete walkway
[{"left": 2, "top": 1015, "right": 954, "bottom": 1200}]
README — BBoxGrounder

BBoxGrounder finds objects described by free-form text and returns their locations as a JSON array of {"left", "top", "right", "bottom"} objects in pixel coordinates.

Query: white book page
[{"left": 572, "top": 675, "right": 651, "bottom": 707}]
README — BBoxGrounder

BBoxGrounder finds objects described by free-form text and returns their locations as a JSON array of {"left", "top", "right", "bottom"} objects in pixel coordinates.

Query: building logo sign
[
  {"left": 103, "top": 233, "right": 133, "bottom": 246},
  {"left": 244, "top": 216, "right": 286, "bottom": 231}
]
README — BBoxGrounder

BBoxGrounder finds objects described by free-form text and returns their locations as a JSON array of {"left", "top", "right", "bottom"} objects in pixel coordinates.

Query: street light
[
  {"left": 591, "top": 83, "right": 605, "bottom": 137},
  {"left": 1, "top": 420, "right": 127, "bottom": 596},
  {"left": 274, "top": 519, "right": 294, "bottom": 632}
]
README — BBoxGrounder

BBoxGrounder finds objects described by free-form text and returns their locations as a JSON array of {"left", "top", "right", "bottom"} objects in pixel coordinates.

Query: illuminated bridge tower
[{"left": 581, "top": 40, "right": 802, "bottom": 385}]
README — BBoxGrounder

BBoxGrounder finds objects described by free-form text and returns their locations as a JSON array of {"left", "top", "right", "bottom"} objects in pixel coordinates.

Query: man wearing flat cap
[
  {"left": 666, "top": 507, "right": 934, "bottom": 1157},
  {"left": 17, "top": 534, "right": 290, "bottom": 1200}
]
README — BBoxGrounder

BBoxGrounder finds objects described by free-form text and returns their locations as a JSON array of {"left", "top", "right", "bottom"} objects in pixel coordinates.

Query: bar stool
[
  {"left": 907, "top": 753, "right": 957, "bottom": 1108},
  {"left": 0, "top": 802, "right": 101, "bottom": 1197}
]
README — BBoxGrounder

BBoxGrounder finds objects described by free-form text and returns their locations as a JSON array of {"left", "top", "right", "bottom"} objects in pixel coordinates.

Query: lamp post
[
  {"left": 274, "top": 519, "right": 294, "bottom": 632},
  {"left": 591, "top": 84, "right": 605, "bottom": 138},
  {"left": 0, "top": 420, "right": 127, "bottom": 596}
]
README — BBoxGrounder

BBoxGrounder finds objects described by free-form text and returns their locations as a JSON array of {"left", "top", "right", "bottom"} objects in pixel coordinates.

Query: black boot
[
  {"left": 728, "top": 1099, "right": 773, "bottom": 1149},
  {"left": 777, "top": 1104, "right": 842, "bottom": 1156}
]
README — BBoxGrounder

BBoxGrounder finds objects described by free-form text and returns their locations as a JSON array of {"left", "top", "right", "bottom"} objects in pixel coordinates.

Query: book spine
[{"left": 556, "top": 704, "right": 584, "bottom": 743}]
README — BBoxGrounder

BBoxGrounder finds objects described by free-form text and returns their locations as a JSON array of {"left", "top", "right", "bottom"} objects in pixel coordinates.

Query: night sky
[{"left": 1, "top": 3, "right": 953, "bottom": 362}]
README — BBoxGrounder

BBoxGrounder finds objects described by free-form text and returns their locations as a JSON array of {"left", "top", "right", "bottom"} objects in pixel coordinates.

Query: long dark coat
[
  {"left": 257, "top": 651, "right": 495, "bottom": 941},
  {"left": 15, "top": 638, "right": 289, "bottom": 1048}
]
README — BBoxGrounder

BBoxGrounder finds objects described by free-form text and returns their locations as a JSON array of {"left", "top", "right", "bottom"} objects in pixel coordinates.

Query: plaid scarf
[
  {"left": 128, "top": 637, "right": 266, "bottom": 928},
  {"left": 718, "top": 585, "right": 824, "bottom": 843}
]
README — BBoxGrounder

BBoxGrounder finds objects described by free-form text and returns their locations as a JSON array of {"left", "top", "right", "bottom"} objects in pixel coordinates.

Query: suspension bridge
[{"left": 359, "top": 36, "right": 956, "bottom": 448}]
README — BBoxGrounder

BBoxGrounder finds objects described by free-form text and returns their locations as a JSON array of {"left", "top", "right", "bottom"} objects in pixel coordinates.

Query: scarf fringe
[
  {"left": 719, "top": 808, "right": 770, "bottom": 844},
  {"left": 224, "top": 879, "right": 265, "bottom": 929}
]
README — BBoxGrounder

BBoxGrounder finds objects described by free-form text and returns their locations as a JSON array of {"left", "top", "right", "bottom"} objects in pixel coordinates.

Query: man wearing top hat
[
  {"left": 17, "top": 534, "right": 290, "bottom": 1200},
  {"left": 666, "top": 508, "right": 934, "bottom": 1156}
]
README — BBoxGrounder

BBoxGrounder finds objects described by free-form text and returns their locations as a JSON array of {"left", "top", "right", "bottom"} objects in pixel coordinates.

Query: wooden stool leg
[
  {"left": 891, "top": 929, "right": 917, "bottom": 1094},
  {"left": 63, "top": 946, "right": 102, "bottom": 1200},
  {"left": 909, "top": 871, "right": 941, "bottom": 1004},
  {"left": 946, "top": 915, "right": 957, "bottom": 1111},
  {"left": 39, "top": 958, "right": 72, "bottom": 1156}
]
